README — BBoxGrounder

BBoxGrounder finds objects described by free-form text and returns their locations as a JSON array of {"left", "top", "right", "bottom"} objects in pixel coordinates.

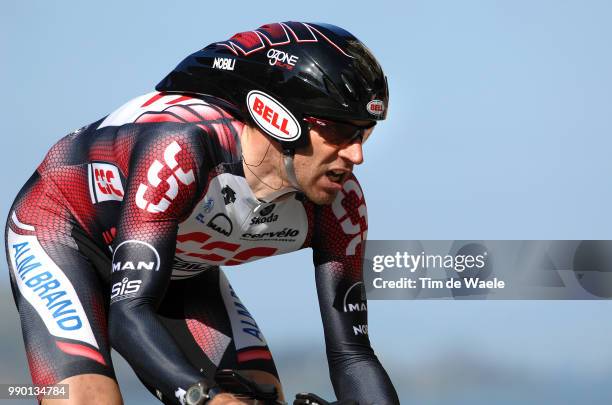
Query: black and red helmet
[{"left": 156, "top": 21, "right": 389, "bottom": 149}]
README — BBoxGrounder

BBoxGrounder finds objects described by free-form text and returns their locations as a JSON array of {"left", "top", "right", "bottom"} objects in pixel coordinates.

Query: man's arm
[
  {"left": 108, "top": 126, "right": 211, "bottom": 404},
  {"left": 312, "top": 175, "right": 399, "bottom": 405}
]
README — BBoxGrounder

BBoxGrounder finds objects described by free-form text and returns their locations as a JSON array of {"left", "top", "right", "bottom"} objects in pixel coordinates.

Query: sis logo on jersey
[
  {"left": 136, "top": 141, "right": 195, "bottom": 213},
  {"left": 246, "top": 90, "right": 300, "bottom": 142},
  {"left": 110, "top": 277, "right": 142, "bottom": 304}
]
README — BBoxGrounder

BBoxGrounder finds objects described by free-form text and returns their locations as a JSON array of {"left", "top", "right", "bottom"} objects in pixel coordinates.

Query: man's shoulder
[
  {"left": 318, "top": 173, "right": 367, "bottom": 217},
  {"left": 312, "top": 174, "right": 368, "bottom": 256},
  {"left": 92, "top": 91, "right": 244, "bottom": 164},
  {"left": 97, "top": 91, "right": 243, "bottom": 131}
]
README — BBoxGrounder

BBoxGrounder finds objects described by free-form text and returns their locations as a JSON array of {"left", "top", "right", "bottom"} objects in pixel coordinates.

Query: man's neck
[{"left": 240, "top": 125, "right": 294, "bottom": 200}]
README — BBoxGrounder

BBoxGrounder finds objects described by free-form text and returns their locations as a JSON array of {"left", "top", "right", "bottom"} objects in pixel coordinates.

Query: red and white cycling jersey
[{"left": 6, "top": 91, "right": 396, "bottom": 405}]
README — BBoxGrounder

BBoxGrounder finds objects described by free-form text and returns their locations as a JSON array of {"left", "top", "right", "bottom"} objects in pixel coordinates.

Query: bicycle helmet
[{"left": 156, "top": 21, "right": 389, "bottom": 150}]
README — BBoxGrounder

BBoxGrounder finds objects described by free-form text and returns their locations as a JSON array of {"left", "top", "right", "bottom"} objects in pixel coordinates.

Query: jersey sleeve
[
  {"left": 312, "top": 175, "right": 399, "bottom": 405},
  {"left": 108, "top": 124, "right": 210, "bottom": 404}
]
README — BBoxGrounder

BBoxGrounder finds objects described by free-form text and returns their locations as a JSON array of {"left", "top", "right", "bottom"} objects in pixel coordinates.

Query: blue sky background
[{"left": 2, "top": 1, "right": 612, "bottom": 404}]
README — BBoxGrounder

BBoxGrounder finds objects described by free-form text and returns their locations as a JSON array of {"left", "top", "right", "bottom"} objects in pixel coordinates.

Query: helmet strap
[{"left": 282, "top": 148, "right": 301, "bottom": 190}]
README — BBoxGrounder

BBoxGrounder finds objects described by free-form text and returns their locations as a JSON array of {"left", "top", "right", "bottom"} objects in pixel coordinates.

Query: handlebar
[
  {"left": 215, "top": 369, "right": 282, "bottom": 403},
  {"left": 213, "top": 369, "right": 357, "bottom": 405}
]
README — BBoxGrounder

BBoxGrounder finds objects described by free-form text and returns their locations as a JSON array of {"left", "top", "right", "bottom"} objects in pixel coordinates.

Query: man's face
[{"left": 292, "top": 118, "right": 375, "bottom": 205}]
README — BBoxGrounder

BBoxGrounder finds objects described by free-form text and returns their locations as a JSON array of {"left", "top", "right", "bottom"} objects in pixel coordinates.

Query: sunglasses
[{"left": 303, "top": 116, "right": 376, "bottom": 146}]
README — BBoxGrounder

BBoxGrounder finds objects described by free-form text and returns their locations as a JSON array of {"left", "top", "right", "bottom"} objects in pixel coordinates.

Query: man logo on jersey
[
  {"left": 207, "top": 213, "right": 233, "bottom": 237},
  {"left": 342, "top": 282, "right": 367, "bottom": 313},
  {"left": 112, "top": 240, "right": 160, "bottom": 273}
]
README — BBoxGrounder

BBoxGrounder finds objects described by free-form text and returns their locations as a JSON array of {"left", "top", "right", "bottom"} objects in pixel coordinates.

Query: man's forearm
[{"left": 109, "top": 302, "right": 206, "bottom": 404}]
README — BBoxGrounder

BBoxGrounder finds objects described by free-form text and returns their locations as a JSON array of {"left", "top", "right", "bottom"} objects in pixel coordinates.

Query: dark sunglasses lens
[
  {"left": 309, "top": 118, "right": 373, "bottom": 145},
  {"left": 362, "top": 127, "right": 374, "bottom": 143}
]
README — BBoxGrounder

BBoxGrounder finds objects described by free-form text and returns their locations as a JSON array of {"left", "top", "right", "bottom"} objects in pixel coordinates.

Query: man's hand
[{"left": 294, "top": 393, "right": 358, "bottom": 405}]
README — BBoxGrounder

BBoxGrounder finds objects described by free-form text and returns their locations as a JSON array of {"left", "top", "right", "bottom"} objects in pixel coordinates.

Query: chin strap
[
  {"left": 251, "top": 148, "right": 302, "bottom": 204},
  {"left": 283, "top": 148, "right": 301, "bottom": 191}
]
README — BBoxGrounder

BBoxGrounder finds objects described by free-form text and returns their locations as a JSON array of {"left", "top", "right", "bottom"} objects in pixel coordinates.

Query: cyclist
[{"left": 5, "top": 22, "right": 399, "bottom": 405}]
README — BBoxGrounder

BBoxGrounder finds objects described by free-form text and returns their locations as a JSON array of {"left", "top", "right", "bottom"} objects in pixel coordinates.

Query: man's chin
[{"left": 303, "top": 188, "right": 339, "bottom": 205}]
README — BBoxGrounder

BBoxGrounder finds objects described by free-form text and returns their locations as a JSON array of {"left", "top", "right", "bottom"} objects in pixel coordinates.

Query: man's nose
[{"left": 338, "top": 141, "right": 364, "bottom": 165}]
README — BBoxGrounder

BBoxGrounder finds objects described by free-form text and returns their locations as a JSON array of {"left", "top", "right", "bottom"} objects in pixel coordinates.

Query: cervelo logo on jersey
[
  {"left": 332, "top": 179, "right": 367, "bottom": 255},
  {"left": 7, "top": 228, "right": 99, "bottom": 348},
  {"left": 246, "top": 91, "right": 301, "bottom": 142},
  {"left": 212, "top": 57, "right": 235, "bottom": 71},
  {"left": 136, "top": 141, "right": 195, "bottom": 213},
  {"left": 266, "top": 49, "right": 299, "bottom": 69},
  {"left": 110, "top": 277, "right": 142, "bottom": 304},
  {"left": 88, "top": 163, "right": 124, "bottom": 204},
  {"left": 241, "top": 228, "right": 300, "bottom": 241},
  {"left": 366, "top": 100, "right": 385, "bottom": 117},
  {"left": 112, "top": 240, "right": 160, "bottom": 272}
]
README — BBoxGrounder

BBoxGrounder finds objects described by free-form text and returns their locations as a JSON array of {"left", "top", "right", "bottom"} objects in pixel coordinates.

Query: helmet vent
[
  {"left": 323, "top": 76, "right": 347, "bottom": 106},
  {"left": 340, "top": 72, "right": 361, "bottom": 102}
]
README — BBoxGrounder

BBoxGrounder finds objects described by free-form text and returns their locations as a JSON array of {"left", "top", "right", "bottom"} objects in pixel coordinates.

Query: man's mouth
[{"left": 326, "top": 169, "right": 346, "bottom": 184}]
